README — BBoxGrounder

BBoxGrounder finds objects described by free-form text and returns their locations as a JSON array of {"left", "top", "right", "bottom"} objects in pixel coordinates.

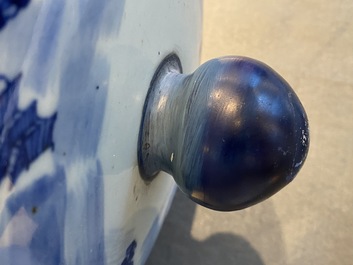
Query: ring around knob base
[
  {"left": 138, "top": 54, "right": 183, "bottom": 182},
  {"left": 138, "top": 54, "right": 309, "bottom": 211}
]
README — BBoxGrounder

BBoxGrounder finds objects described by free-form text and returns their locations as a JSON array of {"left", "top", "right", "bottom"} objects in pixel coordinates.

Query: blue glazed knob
[{"left": 138, "top": 54, "right": 309, "bottom": 211}]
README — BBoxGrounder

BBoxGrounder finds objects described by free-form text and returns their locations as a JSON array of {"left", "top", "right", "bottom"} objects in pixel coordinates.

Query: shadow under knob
[{"left": 138, "top": 54, "right": 309, "bottom": 211}]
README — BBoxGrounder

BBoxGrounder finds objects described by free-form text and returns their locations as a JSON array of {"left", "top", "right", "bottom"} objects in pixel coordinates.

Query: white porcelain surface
[{"left": 0, "top": 1, "right": 202, "bottom": 264}]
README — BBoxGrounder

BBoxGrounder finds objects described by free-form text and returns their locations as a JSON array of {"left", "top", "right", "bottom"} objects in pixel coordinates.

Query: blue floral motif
[
  {"left": 0, "top": 74, "right": 56, "bottom": 184},
  {"left": 0, "top": 0, "right": 31, "bottom": 30}
]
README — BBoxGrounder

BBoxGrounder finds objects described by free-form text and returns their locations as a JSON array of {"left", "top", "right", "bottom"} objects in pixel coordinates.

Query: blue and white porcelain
[{"left": 0, "top": 1, "right": 202, "bottom": 264}]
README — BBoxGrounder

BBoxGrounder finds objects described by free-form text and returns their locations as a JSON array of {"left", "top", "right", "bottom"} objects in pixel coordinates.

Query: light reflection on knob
[{"left": 138, "top": 54, "right": 309, "bottom": 211}]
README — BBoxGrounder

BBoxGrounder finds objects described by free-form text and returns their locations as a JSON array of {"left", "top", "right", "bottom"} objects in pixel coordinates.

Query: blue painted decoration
[
  {"left": 0, "top": 74, "right": 56, "bottom": 184},
  {"left": 121, "top": 240, "right": 137, "bottom": 265},
  {"left": 0, "top": 71, "right": 106, "bottom": 264},
  {"left": 0, "top": 1, "right": 128, "bottom": 263},
  {"left": 0, "top": 166, "right": 67, "bottom": 264},
  {"left": 0, "top": 0, "right": 31, "bottom": 30}
]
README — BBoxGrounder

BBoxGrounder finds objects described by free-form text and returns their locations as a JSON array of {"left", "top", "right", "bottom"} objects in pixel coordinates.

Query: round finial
[{"left": 138, "top": 54, "right": 309, "bottom": 211}]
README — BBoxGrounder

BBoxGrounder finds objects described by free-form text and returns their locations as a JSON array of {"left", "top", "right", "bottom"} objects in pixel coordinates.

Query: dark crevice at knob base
[{"left": 138, "top": 53, "right": 182, "bottom": 182}]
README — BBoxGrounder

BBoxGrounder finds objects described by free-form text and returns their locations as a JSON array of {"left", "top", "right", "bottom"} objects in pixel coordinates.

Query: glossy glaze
[
  {"left": 139, "top": 55, "right": 309, "bottom": 211},
  {"left": 0, "top": 0, "right": 202, "bottom": 264}
]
